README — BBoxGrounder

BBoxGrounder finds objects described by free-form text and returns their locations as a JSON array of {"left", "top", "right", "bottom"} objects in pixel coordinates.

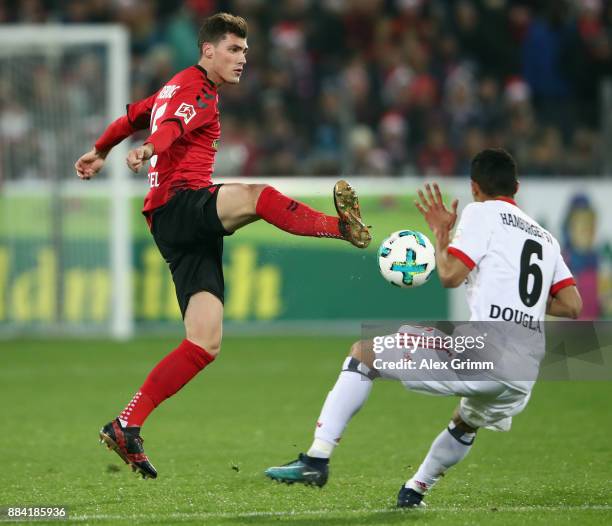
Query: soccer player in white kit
[{"left": 265, "top": 149, "right": 583, "bottom": 507}]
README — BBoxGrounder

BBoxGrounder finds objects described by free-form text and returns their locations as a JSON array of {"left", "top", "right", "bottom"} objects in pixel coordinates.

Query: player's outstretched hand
[
  {"left": 75, "top": 148, "right": 107, "bottom": 180},
  {"left": 414, "top": 183, "right": 459, "bottom": 238},
  {"left": 126, "top": 144, "right": 154, "bottom": 173}
]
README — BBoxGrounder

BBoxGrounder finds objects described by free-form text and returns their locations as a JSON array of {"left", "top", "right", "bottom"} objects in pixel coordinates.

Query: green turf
[{"left": 0, "top": 337, "right": 610, "bottom": 525}]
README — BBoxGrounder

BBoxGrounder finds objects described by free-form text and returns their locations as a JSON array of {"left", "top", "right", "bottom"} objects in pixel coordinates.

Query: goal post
[
  {"left": 106, "top": 27, "right": 133, "bottom": 340},
  {"left": 0, "top": 25, "right": 132, "bottom": 339}
]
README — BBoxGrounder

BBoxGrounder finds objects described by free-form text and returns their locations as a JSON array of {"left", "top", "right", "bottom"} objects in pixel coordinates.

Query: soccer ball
[{"left": 377, "top": 230, "right": 436, "bottom": 288}]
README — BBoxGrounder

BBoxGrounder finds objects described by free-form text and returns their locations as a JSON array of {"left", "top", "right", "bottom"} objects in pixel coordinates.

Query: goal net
[{"left": 0, "top": 25, "right": 132, "bottom": 338}]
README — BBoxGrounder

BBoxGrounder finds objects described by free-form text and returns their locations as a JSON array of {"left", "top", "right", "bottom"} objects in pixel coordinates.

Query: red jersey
[
  {"left": 141, "top": 65, "right": 220, "bottom": 213},
  {"left": 96, "top": 65, "right": 220, "bottom": 216}
]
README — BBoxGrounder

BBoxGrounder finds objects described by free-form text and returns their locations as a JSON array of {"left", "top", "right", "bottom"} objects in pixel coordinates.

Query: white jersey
[{"left": 448, "top": 197, "right": 575, "bottom": 392}]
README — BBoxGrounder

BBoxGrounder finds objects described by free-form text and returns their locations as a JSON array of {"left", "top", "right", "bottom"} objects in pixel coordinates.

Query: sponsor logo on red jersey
[
  {"left": 158, "top": 84, "right": 180, "bottom": 100},
  {"left": 175, "top": 102, "right": 196, "bottom": 124}
]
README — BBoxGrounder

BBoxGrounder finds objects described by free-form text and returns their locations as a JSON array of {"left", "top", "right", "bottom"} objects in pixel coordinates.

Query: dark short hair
[
  {"left": 470, "top": 148, "right": 518, "bottom": 197},
  {"left": 197, "top": 12, "right": 247, "bottom": 51}
]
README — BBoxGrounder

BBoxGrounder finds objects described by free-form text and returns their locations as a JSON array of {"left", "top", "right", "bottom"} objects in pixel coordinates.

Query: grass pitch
[{"left": 0, "top": 337, "right": 610, "bottom": 525}]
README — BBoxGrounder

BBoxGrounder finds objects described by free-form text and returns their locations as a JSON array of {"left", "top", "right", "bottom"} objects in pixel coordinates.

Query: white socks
[
  {"left": 406, "top": 420, "right": 475, "bottom": 494},
  {"left": 303, "top": 355, "right": 476, "bottom": 498},
  {"left": 307, "top": 438, "right": 335, "bottom": 459},
  {"left": 307, "top": 357, "right": 373, "bottom": 459}
]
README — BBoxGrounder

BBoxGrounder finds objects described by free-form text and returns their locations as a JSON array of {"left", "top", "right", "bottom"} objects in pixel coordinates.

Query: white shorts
[
  {"left": 371, "top": 326, "right": 532, "bottom": 431},
  {"left": 401, "top": 379, "right": 530, "bottom": 431}
]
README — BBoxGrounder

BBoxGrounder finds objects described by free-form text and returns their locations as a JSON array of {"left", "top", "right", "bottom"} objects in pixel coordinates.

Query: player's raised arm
[
  {"left": 75, "top": 91, "right": 158, "bottom": 179},
  {"left": 546, "top": 250, "right": 582, "bottom": 319},
  {"left": 151, "top": 82, "right": 216, "bottom": 154},
  {"left": 415, "top": 183, "right": 469, "bottom": 288},
  {"left": 547, "top": 286, "right": 582, "bottom": 319},
  {"left": 126, "top": 82, "right": 217, "bottom": 173}
]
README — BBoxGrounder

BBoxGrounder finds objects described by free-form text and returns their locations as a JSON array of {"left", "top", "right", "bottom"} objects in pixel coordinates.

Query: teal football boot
[{"left": 265, "top": 453, "right": 329, "bottom": 487}]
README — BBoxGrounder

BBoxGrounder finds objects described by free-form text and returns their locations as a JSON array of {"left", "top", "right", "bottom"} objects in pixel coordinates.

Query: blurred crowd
[{"left": 1, "top": 0, "right": 612, "bottom": 178}]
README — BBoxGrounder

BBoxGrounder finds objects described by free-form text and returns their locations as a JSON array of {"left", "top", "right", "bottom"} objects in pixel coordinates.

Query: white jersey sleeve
[
  {"left": 550, "top": 250, "right": 575, "bottom": 296},
  {"left": 448, "top": 202, "right": 491, "bottom": 270}
]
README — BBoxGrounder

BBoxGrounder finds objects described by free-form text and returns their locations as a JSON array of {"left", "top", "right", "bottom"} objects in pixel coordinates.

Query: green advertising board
[{"left": 0, "top": 193, "right": 448, "bottom": 332}]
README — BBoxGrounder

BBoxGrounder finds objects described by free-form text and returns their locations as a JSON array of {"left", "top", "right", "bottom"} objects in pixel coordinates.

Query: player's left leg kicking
[
  {"left": 265, "top": 335, "right": 528, "bottom": 508},
  {"left": 99, "top": 181, "right": 371, "bottom": 478},
  {"left": 215, "top": 180, "right": 371, "bottom": 247}
]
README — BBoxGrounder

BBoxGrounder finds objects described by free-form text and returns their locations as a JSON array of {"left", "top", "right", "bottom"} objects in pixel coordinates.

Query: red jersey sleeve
[
  {"left": 94, "top": 116, "right": 133, "bottom": 152},
  {"left": 126, "top": 91, "right": 158, "bottom": 129},
  {"left": 145, "top": 82, "right": 216, "bottom": 154},
  {"left": 94, "top": 91, "right": 158, "bottom": 152}
]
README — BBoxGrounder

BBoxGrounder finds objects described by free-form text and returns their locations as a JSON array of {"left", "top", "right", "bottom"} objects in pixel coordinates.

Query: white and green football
[{"left": 377, "top": 230, "right": 436, "bottom": 288}]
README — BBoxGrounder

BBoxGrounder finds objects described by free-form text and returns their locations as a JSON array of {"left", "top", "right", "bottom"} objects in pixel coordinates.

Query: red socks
[
  {"left": 255, "top": 186, "right": 342, "bottom": 239},
  {"left": 119, "top": 339, "right": 215, "bottom": 427},
  {"left": 119, "top": 391, "right": 155, "bottom": 427}
]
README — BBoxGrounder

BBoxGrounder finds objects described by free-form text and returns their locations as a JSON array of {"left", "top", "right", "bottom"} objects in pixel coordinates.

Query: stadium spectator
[
  {"left": 417, "top": 124, "right": 457, "bottom": 176},
  {"left": 2, "top": 0, "right": 612, "bottom": 178}
]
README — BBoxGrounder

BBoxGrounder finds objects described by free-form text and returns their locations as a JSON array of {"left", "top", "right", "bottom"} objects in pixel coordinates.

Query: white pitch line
[{"left": 69, "top": 504, "right": 612, "bottom": 522}]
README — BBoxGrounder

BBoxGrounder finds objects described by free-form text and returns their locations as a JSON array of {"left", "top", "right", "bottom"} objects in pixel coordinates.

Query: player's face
[{"left": 212, "top": 34, "right": 248, "bottom": 85}]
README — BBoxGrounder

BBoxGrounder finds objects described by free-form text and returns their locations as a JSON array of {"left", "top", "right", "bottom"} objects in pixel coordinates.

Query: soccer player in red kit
[{"left": 74, "top": 13, "right": 371, "bottom": 479}]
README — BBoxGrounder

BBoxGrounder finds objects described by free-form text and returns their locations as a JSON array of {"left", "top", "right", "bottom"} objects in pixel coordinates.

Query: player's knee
[
  {"left": 194, "top": 338, "right": 221, "bottom": 356},
  {"left": 205, "top": 342, "right": 221, "bottom": 357},
  {"left": 184, "top": 327, "right": 222, "bottom": 357},
  {"left": 349, "top": 339, "right": 375, "bottom": 369}
]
